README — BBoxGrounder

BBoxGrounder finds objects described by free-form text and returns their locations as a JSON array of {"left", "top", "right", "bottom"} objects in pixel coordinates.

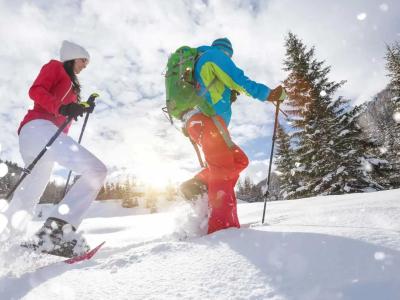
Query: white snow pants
[{"left": 5, "top": 119, "right": 107, "bottom": 231}]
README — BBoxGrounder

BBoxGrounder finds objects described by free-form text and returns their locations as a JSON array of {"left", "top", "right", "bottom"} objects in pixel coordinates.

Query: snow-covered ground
[{"left": 1, "top": 190, "right": 400, "bottom": 300}]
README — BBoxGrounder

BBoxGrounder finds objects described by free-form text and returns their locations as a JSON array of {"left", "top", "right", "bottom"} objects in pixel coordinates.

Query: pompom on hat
[
  {"left": 211, "top": 37, "right": 233, "bottom": 57},
  {"left": 60, "top": 40, "right": 90, "bottom": 62}
]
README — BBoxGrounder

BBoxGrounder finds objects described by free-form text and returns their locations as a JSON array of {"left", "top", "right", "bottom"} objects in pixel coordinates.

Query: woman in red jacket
[{"left": 3, "top": 41, "right": 107, "bottom": 257}]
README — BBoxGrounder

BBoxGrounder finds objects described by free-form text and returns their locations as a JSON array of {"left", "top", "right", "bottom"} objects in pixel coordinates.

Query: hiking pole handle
[
  {"left": 87, "top": 92, "right": 99, "bottom": 106},
  {"left": 78, "top": 93, "right": 99, "bottom": 143},
  {"left": 6, "top": 117, "right": 73, "bottom": 200}
]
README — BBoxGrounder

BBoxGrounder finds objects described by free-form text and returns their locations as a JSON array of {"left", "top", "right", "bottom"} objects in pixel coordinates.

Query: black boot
[
  {"left": 180, "top": 177, "right": 207, "bottom": 201},
  {"left": 34, "top": 217, "right": 89, "bottom": 258}
]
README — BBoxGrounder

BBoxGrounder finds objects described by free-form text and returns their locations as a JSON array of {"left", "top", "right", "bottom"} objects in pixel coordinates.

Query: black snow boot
[
  {"left": 34, "top": 217, "right": 89, "bottom": 258},
  {"left": 180, "top": 177, "right": 207, "bottom": 201}
]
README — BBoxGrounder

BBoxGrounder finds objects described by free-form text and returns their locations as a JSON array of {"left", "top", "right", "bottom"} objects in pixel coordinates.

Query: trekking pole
[
  {"left": 261, "top": 100, "right": 281, "bottom": 224},
  {"left": 271, "top": 102, "right": 289, "bottom": 119},
  {"left": 62, "top": 93, "right": 99, "bottom": 197},
  {"left": 5, "top": 117, "right": 73, "bottom": 200}
]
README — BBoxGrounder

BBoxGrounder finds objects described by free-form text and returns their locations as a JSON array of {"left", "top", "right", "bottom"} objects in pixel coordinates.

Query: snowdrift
[{"left": 1, "top": 190, "right": 400, "bottom": 299}]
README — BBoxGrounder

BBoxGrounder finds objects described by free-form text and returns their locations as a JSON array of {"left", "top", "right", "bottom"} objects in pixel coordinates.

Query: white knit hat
[{"left": 60, "top": 40, "right": 90, "bottom": 62}]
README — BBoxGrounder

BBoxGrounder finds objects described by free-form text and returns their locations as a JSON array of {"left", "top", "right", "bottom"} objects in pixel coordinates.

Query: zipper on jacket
[{"left": 60, "top": 82, "right": 73, "bottom": 104}]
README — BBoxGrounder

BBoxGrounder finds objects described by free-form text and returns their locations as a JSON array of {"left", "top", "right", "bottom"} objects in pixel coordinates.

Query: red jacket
[{"left": 18, "top": 60, "right": 77, "bottom": 134}]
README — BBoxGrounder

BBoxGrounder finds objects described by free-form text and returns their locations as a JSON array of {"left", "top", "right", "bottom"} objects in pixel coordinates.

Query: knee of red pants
[{"left": 233, "top": 146, "right": 249, "bottom": 172}]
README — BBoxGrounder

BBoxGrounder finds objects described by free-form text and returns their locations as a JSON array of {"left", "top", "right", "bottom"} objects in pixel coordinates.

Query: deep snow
[{"left": 1, "top": 189, "right": 400, "bottom": 300}]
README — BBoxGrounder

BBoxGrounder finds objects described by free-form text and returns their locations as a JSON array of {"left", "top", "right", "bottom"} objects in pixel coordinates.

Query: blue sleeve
[{"left": 199, "top": 49, "right": 271, "bottom": 101}]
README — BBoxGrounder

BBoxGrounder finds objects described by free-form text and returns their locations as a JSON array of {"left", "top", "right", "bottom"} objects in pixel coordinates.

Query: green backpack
[{"left": 164, "top": 46, "right": 215, "bottom": 122}]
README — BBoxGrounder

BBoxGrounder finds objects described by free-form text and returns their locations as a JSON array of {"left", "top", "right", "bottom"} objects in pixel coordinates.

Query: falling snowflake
[
  {"left": 361, "top": 159, "right": 373, "bottom": 172},
  {"left": 320, "top": 90, "right": 327, "bottom": 97},
  {"left": 70, "top": 145, "right": 79, "bottom": 152},
  {"left": 0, "top": 163, "right": 8, "bottom": 178},
  {"left": 374, "top": 251, "right": 385, "bottom": 260},
  {"left": 379, "top": 3, "right": 389, "bottom": 11},
  {"left": 379, "top": 147, "right": 388, "bottom": 154},
  {"left": 393, "top": 112, "right": 400, "bottom": 123},
  {"left": 58, "top": 204, "right": 70, "bottom": 215},
  {"left": 357, "top": 12, "right": 367, "bottom": 21}
]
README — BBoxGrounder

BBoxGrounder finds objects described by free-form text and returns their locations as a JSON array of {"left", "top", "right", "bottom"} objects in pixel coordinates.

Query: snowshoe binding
[{"left": 22, "top": 217, "right": 90, "bottom": 258}]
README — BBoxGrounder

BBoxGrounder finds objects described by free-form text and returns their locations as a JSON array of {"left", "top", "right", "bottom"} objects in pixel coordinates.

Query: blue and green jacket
[{"left": 194, "top": 45, "right": 271, "bottom": 126}]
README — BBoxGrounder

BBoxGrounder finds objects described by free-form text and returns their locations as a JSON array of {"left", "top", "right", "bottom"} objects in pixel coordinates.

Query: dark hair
[{"left": 63, "top": 60, "right": 81, "bottom": 101}]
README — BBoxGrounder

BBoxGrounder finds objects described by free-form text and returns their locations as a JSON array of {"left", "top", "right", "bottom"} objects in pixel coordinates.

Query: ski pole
[
  {"left": 261, "top": 100, "right": 281, "bottom": 224},
  {"left": 5, "top": 117, "right": 73, "bottom": 200},
  {"left": 62, "top": 93, "right": 99, "bottom": 197}
]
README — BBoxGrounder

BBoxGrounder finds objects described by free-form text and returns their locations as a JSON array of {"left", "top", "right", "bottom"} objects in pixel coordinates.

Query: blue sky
[{"left": 0, "top": 0, "right": 399, "bottom": 187}]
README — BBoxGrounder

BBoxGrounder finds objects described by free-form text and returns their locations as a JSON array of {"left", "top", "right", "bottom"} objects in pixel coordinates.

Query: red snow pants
[{"left": 186, "top": 113, "right": 249, "bottom": 234}]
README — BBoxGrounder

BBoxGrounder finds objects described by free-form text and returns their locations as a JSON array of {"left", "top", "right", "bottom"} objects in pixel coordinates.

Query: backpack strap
[
  {"left": 211, "top": 116, "right": 235, "bottom": 149},
  {"left": 189, "top": 137, "right": 206, "bottom": 168}
]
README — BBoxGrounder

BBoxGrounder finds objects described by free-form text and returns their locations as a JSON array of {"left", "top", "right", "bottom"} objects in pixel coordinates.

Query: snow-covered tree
[
  {"left": 386, "top": 41, "right": 400, "bottom": 98},
  {"left": 282, "top": 32, "right": 383, "bottom": 197},
  {"left": 274, "top": 123, "right": 298, "bottom": 199},
  {"left": 329, "top": 104, "right": 387, "bottom": 192},
  {"left": 357, "top": 88, "right": 400, "bottom": 188},
  {"left": 0, "top": 160, "right": 22, "bottom": 199},
  {"left": 237, "top": 176, "right": 263, "bottom": 202}
]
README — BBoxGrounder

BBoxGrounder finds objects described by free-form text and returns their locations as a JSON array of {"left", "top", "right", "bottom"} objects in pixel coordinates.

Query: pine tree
[
  {"left": 237, "top": 176, "right": 260, "bottom": 202},
  {"left": 243, "top": 176, "right": 253, "bottom": 196},
  {"left": 283, "top": 32, "right": 345, "bottom": 197},
  {"left": 97, "top": 185, "right": 106, "bottom": 200},
  {"left": 386, "top": 42, "right": 400, "bottom": 99},
  {"left": 274, "top": 123, "right": 298, "bottom": 199},
  {"left": 0, "top": 160, "right": 22, "bottom": 198},
  {"left": 328, "top": 103, "right": 386, "bottom": 192},
  {"left": 283, "top": 32, "right": 381, "bottom": 197},
  {"left": 236, "top": 179, "right": 244, "bottom": 194},
  {"left": 383, "top": 42, "right": 400, "bottom": 186}
]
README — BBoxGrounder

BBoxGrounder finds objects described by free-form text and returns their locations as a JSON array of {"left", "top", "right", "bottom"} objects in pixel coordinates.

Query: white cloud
[{"left": 0, "top": 0, "right": 399, "bottom": 185}]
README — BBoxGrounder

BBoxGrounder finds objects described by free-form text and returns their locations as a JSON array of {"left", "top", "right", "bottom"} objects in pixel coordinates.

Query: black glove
[{"left": 59, "top": 102, "right": 85, "bottom": 120}]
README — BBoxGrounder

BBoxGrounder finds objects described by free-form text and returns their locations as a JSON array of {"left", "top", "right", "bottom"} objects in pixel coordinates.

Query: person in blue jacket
[{"left": 180, "top": 37, "right": 286, "bottom": 234}]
